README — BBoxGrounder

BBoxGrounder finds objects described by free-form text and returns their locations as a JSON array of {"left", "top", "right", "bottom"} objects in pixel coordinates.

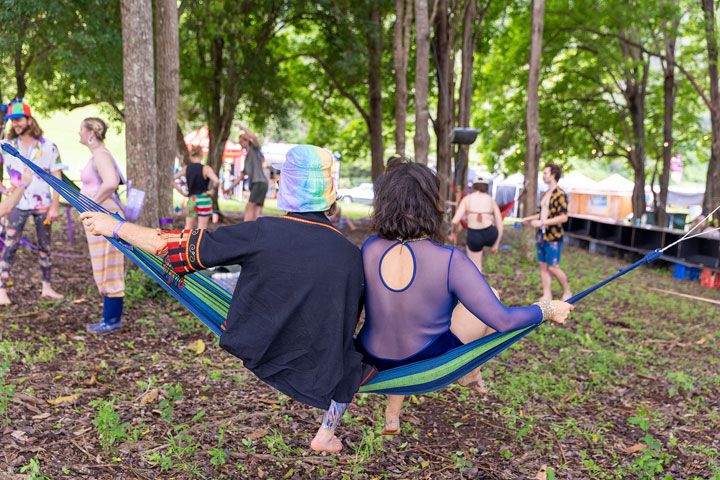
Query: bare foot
[
  {"left": 310, "top": 427, "right": 343, "bottom": 453},
  {"left": 0, "top": 288, "right": 10, "bottom": 306},
  {"left": 381, "top": 418, "right": 401, "bottom": 435},
  {"left": 41, "top": 284, "right": 64, "bottom": 300},
  {"left": 561, "top": 290, "right": 573, "bottom": 301},
  {"left": 458, "top": 373, "right": 489, "bottom": 395}
]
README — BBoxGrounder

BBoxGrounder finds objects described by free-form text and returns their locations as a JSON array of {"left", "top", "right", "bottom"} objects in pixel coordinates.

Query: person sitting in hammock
[
  {"left": 356, "top": 162, "right": 573, "bottom": 435},
  {"left": 80, "top": 145, "right": 375, "bottom": 453}
]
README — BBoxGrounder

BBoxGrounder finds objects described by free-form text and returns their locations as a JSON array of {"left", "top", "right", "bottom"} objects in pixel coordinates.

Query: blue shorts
[{"left": 536, "top": 237, "right": 563, "bottom": 266}]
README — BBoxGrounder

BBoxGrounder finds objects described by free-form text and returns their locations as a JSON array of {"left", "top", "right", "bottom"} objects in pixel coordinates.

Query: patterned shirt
[
  {"left": 539, "top": 187, "right": 568, "bottom": 242},
  {"left": 1, "top": 137, "right": 61, "bottom": 210}
]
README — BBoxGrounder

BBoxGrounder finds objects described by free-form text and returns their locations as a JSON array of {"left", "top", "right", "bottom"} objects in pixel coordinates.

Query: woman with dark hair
[
  {"left": 357, "top": 162, "right": 573, "bottom": 434},
  {"left": 81, "top": 145, "right": 375, "bottom": 453},
  {"left": 174, "top": 146, "right": 219, "bottom": 230},
  {"left": 451, "top": 176, "right": 503, "bottom": 273}
]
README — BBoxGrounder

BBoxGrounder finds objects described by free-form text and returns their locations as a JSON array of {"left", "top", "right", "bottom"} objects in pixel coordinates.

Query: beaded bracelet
[
  {"left": 113, "top": 221, "right": 126, "bottom": 240},
  {"left": 534, "top": 300, "right": 555, "bottom": 322},
  {"left": 18, "top": 183, "right": 28, "bottom": 189}
]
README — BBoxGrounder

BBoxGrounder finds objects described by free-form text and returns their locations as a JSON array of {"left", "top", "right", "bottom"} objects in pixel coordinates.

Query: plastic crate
[
  {"left": 673, "top": 264, "right": 701, "bottom": 281},
  {"left": 701, "top": 269, "right": 720, "bottom": 289}
]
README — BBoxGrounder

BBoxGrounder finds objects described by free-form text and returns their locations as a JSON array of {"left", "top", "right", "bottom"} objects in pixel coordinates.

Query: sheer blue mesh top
[{"left": 358, "top": 236, "right": 543, "bottom": 360}]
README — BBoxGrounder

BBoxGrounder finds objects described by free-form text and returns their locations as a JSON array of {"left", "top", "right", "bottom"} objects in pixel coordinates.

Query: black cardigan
[{"left": 166, "top": 212, "right": 365, "bottom": 409}]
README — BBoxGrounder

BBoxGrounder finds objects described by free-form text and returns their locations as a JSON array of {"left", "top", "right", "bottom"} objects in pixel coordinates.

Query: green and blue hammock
[{"left": 1, "top": 143, "right": 674, "bottom": 395}]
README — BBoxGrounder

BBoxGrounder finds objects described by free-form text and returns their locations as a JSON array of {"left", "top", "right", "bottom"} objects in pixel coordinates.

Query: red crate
[{"left": 701, "top": 269, "right": 720, "bottom": 288}]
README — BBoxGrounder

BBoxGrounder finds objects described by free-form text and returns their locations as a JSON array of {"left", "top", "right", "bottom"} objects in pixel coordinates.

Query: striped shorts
[
  {"left": 187, "top": 194, "right": 212, "bottom": 217},
  {"left": 83, "top": 201, "right": 125, "bottom": 297}
]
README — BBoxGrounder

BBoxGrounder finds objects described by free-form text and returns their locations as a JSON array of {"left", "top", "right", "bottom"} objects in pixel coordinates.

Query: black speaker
[{"left": 449, "top": 128, "right": 479, "bottom": 145}]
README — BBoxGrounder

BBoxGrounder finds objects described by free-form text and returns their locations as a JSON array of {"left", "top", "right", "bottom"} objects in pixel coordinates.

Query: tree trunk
[
  {"left": 393, "top": 0, "right": 412, "bottom": 156},
  {"left": 414, "top": 0, "right": 431, "bottom": 164},
  {"left": 521, "top": 0, "right": 545, "bottom": 260},
  {"left": 434, "top": 0, "right": 452, "bottom": 202},
  {"left": 702, "top": 0, "right": 720, "bottom": 213},
  {"left": 454, "top": 0, "right": 477, "bottom": 190},
  {"left": 155, "top": 0, "right": 179, "bottom": 225},
  {"left": 120, "top": 0, "right": 158, "bottom": 227},
  {"left": 176, "top": 123, "right": 191, "bottom": 166},
  {"left": 628, "top": 87, "right": 647, "bottom": 221},
  {"left": 658, "top": 18, "right": 678, "bottom": 229},
  {"left": 368, "top": 7, "right": 385, "bottom": 180},
  {"left": 14, "top": 52, "right": 26, "bottom": 99}
]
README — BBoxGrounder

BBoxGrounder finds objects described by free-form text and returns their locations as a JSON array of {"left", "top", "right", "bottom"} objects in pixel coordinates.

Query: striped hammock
[{"left": 1, "top": 143, "right": 662, "bottom": 395}]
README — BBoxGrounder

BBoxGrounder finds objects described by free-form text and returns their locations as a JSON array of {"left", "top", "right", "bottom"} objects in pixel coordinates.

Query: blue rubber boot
[{"left": 87, "top": 296, "right": 124, "bottom": 334}]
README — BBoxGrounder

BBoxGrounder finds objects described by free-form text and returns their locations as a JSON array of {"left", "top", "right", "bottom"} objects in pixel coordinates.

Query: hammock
[{"left": 0, "top": 143, "right": 672, "bottom": 395}]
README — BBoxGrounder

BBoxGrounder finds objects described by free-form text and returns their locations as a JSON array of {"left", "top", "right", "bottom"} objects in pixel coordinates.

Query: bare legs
[
  {"left": 244, "top": 202, "right": 263, "bottom": 222},
  {"left": 311, "top": 400, "right": 349, "bottom": 453},
  {"left": 183, "top": 216, "right": 197, "bottom": 230},
  {"left": 197, "top": 215, "right": 210, "bottom": 229},
  {"left": 465, "top": 247, "right": 484, "bottom": 273},
  {"left": 381, "top": 295, "right": 498, "bottom": 435},
  {"left": 539, "top": 262, "right": 572, "bottom": 301}
]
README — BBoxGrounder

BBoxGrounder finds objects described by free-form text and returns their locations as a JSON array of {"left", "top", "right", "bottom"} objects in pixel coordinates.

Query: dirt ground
[{"left": 0, "top": 210, "right": 718, "bottom": 479}]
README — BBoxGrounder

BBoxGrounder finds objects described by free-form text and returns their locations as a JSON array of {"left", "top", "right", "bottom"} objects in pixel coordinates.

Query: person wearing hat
[
  {"left": 80, "top": 144, "right": 375, "bottom": 453},
  {"left": 0, "top": 99, "right": 64, "bottom": 305},
  {"left": 451, "top": 175, "right": 503, "bottom": 273},
  {"left": 225, "top": 124, "right": 268, "bottom": 222}
]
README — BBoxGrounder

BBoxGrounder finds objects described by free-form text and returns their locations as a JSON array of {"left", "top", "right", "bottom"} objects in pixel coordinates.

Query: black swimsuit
[{"left": 466, "top": 225, "right": 498, "bottom": 252}]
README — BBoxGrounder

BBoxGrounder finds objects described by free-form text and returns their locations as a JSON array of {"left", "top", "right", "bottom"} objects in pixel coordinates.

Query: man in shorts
[
  {"left": 227, "top": 125, "right": 268, "bottom": 222},
  {"left": 522, "top": 163, "right": 572, "bottom": 301}
]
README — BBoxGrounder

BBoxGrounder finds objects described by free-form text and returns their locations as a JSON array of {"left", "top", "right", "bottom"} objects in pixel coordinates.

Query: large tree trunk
[
  {"left": 657, "top": 17, "right": 678, "bottom": 229},
  {"left": 521, "top": 0, "right": 545, "bottom": 260},
  {"left": 155, "top": 0, "right": 179, "bottom": 224},
  {"left": 121, "top": 0, "right": 158, "bottom": 227},
  {"left": 368, "top": 8, "right": 385, "bottom": 180},
  {"left": 393, "top": 0, "right": 412, "bottom": 156},
  {"left": 434, "top": 0, "right": 452, "bottom": 202},
  {"left": 628, "top": 87, "right": 647, "bottom": 221},
  {"left": 414, "top": 0, "right": 431, "bottom": 164},
  {"left": 14, "top": 52, "right": 27, "bottom": 99},
  {"left": 702, "top": 0, "right": 720, "bottom": 213}
]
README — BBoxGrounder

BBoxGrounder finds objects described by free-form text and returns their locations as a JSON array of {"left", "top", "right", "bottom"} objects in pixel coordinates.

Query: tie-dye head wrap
[{"left": 277, "top": 145, "right": 337, "bottom": 212}]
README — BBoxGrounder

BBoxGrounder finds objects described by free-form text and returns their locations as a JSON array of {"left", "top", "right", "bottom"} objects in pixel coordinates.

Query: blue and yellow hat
[
  {"left": 4, "top": 98, "right": 32, "bottom": 120},
  {"left": 277, "top": 145, "right": 336, "bottom": 212}
]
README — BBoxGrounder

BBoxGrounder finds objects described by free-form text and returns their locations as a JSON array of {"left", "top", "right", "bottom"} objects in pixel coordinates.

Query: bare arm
[
  {"left": 92, "top": 151, "right": 121, "bottom": 205},
  {"left": 203, "top": 165, "right": 220, "bottom": 190},
  {"left": 174, "top": 166, "right": 187, "bottom": 179},
  {"left": 543, "top": 213, "right": 568, "bottom": 226},
  {"left": 491, "top": 201, "right": 503, "bottom": 253},
  {"left": 451, "top": 197, "right": 468, "bottom": 225},
  {"left": 80, "top": 211, "right": 166, "bottom": 254},
  {"left": 0, "top": 168, "right": 33, "bottom": 217},
  {"left": 521, "top": 213, "right": 540, "bottom": 223}
]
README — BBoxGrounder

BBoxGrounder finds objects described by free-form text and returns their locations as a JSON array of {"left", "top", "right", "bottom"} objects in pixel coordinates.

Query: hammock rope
[{"left": 2, "top": 142, "right": 710, "bottom": 395}]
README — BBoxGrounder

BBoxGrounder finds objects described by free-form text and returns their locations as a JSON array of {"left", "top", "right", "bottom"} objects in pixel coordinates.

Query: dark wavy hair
[{"left": 371, "top": 162, "right": 444, "bottom": 243}]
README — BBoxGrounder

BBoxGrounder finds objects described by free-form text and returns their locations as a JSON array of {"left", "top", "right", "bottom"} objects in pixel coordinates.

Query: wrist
[
  {"left": 113, "top": 221, "right": 126, "bottom": 240},
  {"left": 18, "top": 182, "right": 28, "bottom": 189},
  {"left": 534, "top": 300, "right": 555, "bottom": 322}
]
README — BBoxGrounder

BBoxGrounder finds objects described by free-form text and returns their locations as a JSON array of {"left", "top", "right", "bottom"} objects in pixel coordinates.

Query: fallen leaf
[
  {"left": 73, "top": 427, "right": 91, "bottom": 436},
  {"left": 247, "top": 428, "right": 269, "bottom": 440},
  {"left": 188, "top": 339, "right": 205, "bottom": 355},
  {"left": 31, "top": 413, "right": 51, "bottom": 420},
  {"left": 47, "top": 393, "right": 81, "bottom": 405},
  {"left": 535, "top": 465, "right": 548, "bottom": 480},
  {"left": 618, "top": 443, "right": 646, "bottom": 454},
  {"left": 81, "top": 374, "right": 98, "bottom": 387},
  {"left": 695, "top": 337, "right": 706, "bottom": 345},
  {"left": 140, "top": 389, "right": 159, "bottom": 404},
  {"left": 71, "top": 298, "right": 87, "bottom": 304},
  {"left": 11, "top": 431, "right": 28, "bottom": 442}
]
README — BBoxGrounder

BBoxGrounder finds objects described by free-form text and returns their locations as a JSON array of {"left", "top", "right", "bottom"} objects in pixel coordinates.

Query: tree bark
[
  {"left": 176, "top": 123, "right": 191, "bottom": 166},
  {"left": 14, "top": 51, "right": 26, "bottom": 99},
  {"left": 521, "top": 0, "right": 545, "bottom": 260},
  {"left": 657, "top": 15, "right": 678, "bottom": 229},
  {"left": 414, "top": 0, "right": 431, "bottom": 164},
  {"left": 368, "top": 7, "right": 385, "bottom": 180},
  {"left": 454, "top": 0, "right": 479, "bottom": 190},
  {"left": 155, "top": 0, "right": 180, "bottom": 224},
  {"left": 120, "top": 0, "right": 158, "bottom": 227},
  {"left": 702, "top": 0, "right": 720, "bottom": 213},
  {"left": 627, "top": 79, "right": 648, "bottom": 221},
  {"left": 393, "top": 0, "right": 413, "bottom": 156},
  {"left": 434, "top": 0, "right": 452, "bottom": 201}
]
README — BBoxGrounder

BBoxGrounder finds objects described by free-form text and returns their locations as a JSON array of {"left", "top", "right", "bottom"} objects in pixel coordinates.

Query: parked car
[{"left": 338, "top": 182, "right": 375, "bottom": 205}]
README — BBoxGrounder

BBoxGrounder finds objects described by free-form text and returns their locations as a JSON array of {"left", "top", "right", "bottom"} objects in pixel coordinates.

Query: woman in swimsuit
[{"left": 357, "top": 162, "right": 572, "bottom": 434}]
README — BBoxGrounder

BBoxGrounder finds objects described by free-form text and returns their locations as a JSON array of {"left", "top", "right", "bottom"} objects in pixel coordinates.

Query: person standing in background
[
  {"left": 226, "top": 124, "right": 268, "bottom": 221},
  {"left": 0, "top": 99, "right": 64, "bottom": 305}
]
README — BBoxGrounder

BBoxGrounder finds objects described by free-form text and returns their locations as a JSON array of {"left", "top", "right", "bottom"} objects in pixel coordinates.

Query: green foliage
[
  {"left": 627, "top": 410, "right": 676, "bottom": 479},
  {"left": 124, "top": 269, "right": 171, "bottom": 309},
  {"left": 159, "top": 383, "right": 184, "bottom": 422},
  {"left": 19, "top": 455, "right": 50, "bottom": 480},
  {"left": 0, "top": 357, "right": 15, "bottom": 424},
  {"left": 89, "top": 397, "right": 129, "bottom": 454}
]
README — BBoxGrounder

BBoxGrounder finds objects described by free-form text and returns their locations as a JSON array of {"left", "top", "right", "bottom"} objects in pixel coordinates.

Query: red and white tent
[{"left": 183, "top": 126, "right": 245, "bottom": 161}]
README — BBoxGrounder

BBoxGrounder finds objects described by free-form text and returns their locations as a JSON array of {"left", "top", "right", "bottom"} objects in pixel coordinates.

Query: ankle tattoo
[{"left": 321, "top": 400, "right": 349, "bottom": 431}]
